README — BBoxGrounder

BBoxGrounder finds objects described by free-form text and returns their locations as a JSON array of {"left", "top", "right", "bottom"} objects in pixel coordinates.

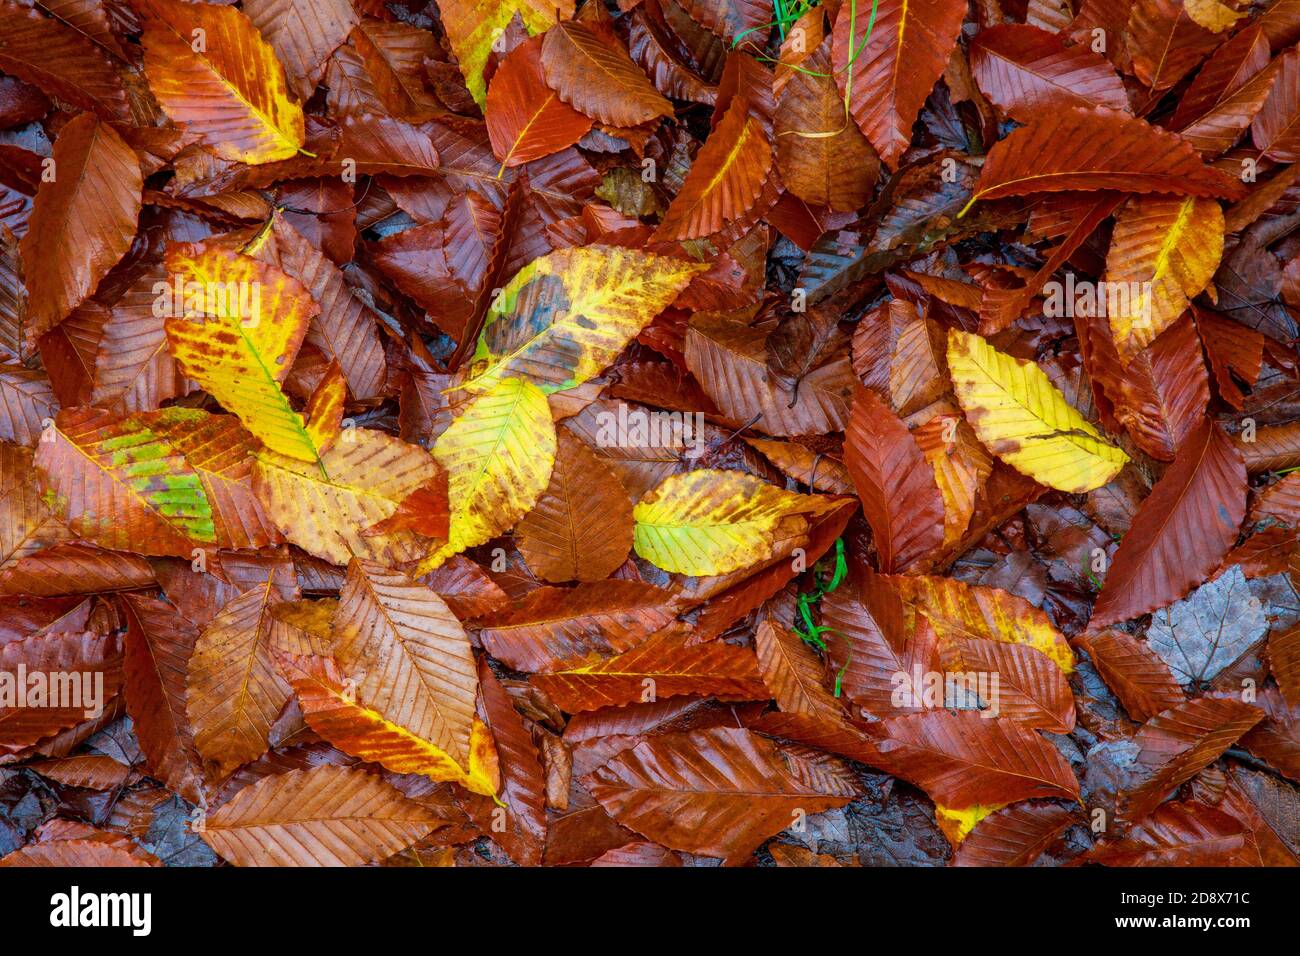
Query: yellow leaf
[
  {"left": 304, "top": 360, "right": 347, "bottom": 455},
  {"left": 456, "top": 245, "right": 706, "bottom": 398},
  {"left": 888, "top": 573, "right": 1076, "bottom": 673},
  {"left": 139, "top": 0, "right": 306, "bottom": 164},
  {"left": 632, "top": 469, "right": 838, "bottom": 576},
  {"left": 253, "top": 428, "right": 438, "bottom": 566},
  {"left": 465, "top": 717, "right": 503, "bottom": 800},
  {"left": 421, "top": 376, "right": 556, "bottom": 571},
  {"left": 946, "top": 329, "right": 1128, "bottom": 493},
  {"left": 1184, "top": 0, "right": 1244, "bottom": 32},
  {"left": 1103, "top": 195, "right": 1224, "bottom": 358},
  {"left": 278, "top": 652, "right": 496, "bottom": 796},
  {"left": 433, "top": 0, "right": 570, "bottom": 108},
  {"left": 164, "top": 242, "right": 321, "bottom": 463},
  {"left": 935, "top": 802, "right": 1007, "bottom": 846}
]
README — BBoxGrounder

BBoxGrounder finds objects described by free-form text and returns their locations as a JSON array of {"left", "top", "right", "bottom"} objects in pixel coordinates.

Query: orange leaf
[
  {"left": 139, "top": 0, "right": 306, "bottom": 164},
  {"left": 962, "top": 106, "right": 1247, "bottom": 213},
  {"left": 654, "top": 97, "right": 771, "bottom": 241},
  {"left": 487, "top": 35, "right": 593, "bottom": 168}
]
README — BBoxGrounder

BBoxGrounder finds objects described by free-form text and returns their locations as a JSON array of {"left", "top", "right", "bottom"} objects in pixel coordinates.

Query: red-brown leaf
[
  {"left": 965, "top": 106, "right": 1247, "bottom": 210},
  {"left": 866, "top": 710, "right": 1081, "bottom": 805},
  {"left": 540, "top": 20, "right": 673, "bottom": 128},
  {"left": 969, "top": 23, "right": 1129, "bottom": 122},
  {"left": 831, "top": 0, "right": 967, "bottom": 169},
  {"left": 1090, "top": 418, "right": 1246, "bottom": 627},
  {"left": 843, "top": 383, "right": 944, "bottom": 573},
  {"left": 19, "top": 113, "right": 140, "bottom": 342},
  {"left": 581, "top": 726, "right": 854, "bottom": 861},
  {"left": 1120, "top": 697, "right": 1263, "bottom": 822}
]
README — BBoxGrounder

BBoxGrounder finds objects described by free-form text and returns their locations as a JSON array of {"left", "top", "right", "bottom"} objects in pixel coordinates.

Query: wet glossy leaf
[
  {"left": 947, "top": 329, "right": 1129, "bottom": 493},
  {"left": 140, "top": 0, "right": 306, "bottom": 164}
]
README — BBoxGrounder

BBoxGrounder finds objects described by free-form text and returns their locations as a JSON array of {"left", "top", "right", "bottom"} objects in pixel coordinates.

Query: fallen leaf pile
[{"left": 0, "top": 0, "right": 1298, "bottom": 869}]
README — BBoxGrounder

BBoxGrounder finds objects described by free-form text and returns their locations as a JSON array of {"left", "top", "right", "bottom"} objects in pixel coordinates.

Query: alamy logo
[
  {"left": 152, "top": 274, "right": 262, "bottom": 327},
  {"left": 890, "top": 668, "right": 1001, "bottom": 718},
  {"left": 1042, "top": 273, "right": 1152, "bottom": 322},
  {"left": 0, "top": 666, "right": 104, "bottom": 718},
  {"left": 50, "top": 886, "right": 151, "bottom": 936},
  {"left": 594, "top": 403, "right": 706, "bottom": 459}
]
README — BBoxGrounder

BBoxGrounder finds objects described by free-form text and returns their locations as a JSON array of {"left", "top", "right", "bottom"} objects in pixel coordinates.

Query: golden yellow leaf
[
  {"left": 456, "top": 245, "right": 706, "bottom": 398},
  {"left": 139, "top": 0, "right": 306, "bottom": 164},
  {"left": 1103, "top": 194, "right": 1224, "bottom": 358},
  {"left": 632, "top": 469, "right": 839, "bottom": 576},
  {"left": 164, "top": 242, "right": 321, "bottom": 463},
  {"left": 420, "top": 376, "right": 556, "bottom": 571},
  {"left": 888, "top": 573, "right": 1076, "bottom": 673},
  {"left": 946, "top": 329, "right": 1128, "bottom": 493},
  {"left": 253, "top": 428, "right": 438, "bottom": 566},
  {"left": 303, "top": 360, "right": 347, "bottom": 455},
  {"left": 433, "top": 0, "right": 571, "bottom": 108},
  {"left": 935, "top": 802, "right": 1007, "bottom": 845},
  {"left": 1184, "top": 0, "right": 1245, "bottom": 32}
]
